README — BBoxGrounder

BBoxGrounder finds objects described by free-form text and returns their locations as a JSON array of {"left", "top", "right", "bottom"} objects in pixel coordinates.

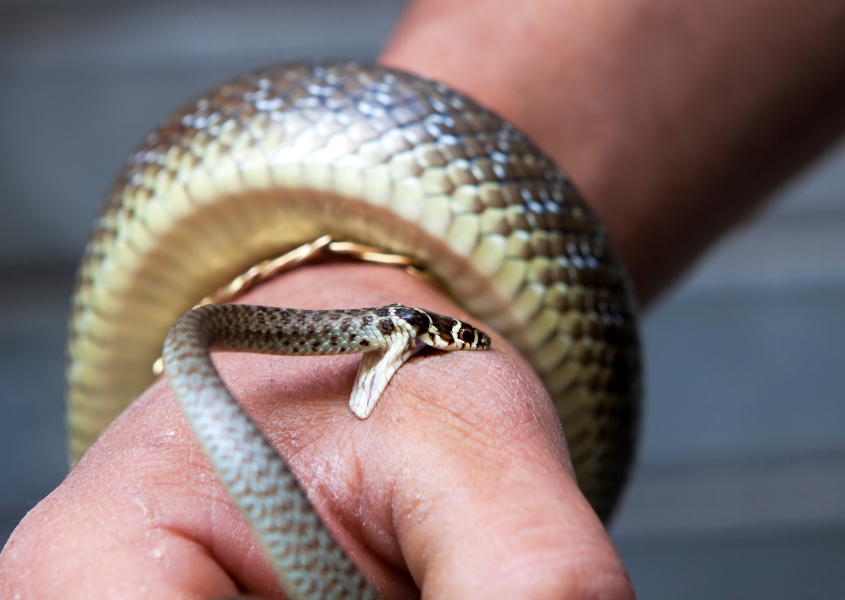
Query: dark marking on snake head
[
  {"left": 393, "top": 306, "right": 427, "bottom": 329},
  {"left": 378, "top": 318, "right": 395, "bottom": 335},
  {"left": 360, "top": 339, "right": 370, "bottom": 347},
  {"left": 429, "top": 313, "right": 457, "bottom": 339}
]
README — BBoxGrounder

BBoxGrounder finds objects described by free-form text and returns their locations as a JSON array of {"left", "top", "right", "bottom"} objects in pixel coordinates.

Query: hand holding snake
[
  {"left": 2, "top": 61, "right": 638, "bottom": 599},
  {"left": 4, "top": 0, "right": 836, "bottom": 595},
  {"left": 5, "top": 265, "right": 628, "bottom": 598},
  {"left": 58, "top": 61, "right": 640, "bottom": 598}
]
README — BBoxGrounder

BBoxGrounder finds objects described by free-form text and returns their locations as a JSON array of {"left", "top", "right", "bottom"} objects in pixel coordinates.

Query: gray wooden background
[{"left": 1, "top": 1, "right": 843, "bottom": 597}]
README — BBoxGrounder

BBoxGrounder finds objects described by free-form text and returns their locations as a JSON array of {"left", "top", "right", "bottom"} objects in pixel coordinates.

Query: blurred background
[{"left": 1, "top": 1, "right": 844, "bottom": 597}]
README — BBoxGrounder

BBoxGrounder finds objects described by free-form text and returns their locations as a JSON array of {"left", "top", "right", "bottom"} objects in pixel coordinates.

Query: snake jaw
[
  {"left": 349, "top": 332, "right": 423, "bottom": 419},
  {"left": 347, "top": 307, "right": 491, "bottom": 418}
]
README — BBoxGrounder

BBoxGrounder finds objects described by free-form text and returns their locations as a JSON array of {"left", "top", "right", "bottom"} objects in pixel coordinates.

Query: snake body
[
  {"left": 67, "top": 61, "right": 641, "bottom": 593},
  {"left": 163, "top": 303, "right": 488, "bottom": 598}
]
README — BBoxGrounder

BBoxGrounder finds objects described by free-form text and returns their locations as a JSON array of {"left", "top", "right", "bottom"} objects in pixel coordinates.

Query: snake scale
[
  {"left": 67, "top": 61, "right": 641, "bottom": 597},
  {"left": 164, "top": 303, "right": 489, "bottom": 598}
]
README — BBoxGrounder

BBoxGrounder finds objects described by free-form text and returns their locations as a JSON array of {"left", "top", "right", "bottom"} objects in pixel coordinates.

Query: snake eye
[{"left": 460, "top": 328, "right": 475, "bottom": 344}]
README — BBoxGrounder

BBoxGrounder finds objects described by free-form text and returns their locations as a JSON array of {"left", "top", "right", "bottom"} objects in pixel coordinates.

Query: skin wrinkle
[
  {"left": 358, "top": 370, "right": 452, "bottom": 568},
  {"left": 377, "top": 374, "right": 502, "bottom": 587},
  {"left": 394, "top": 437, "right": 471, "bottom": 523},
  {"left": 94, "top": 380, "right": 289, "bottom": 596},
  {"left": 359, "top": 400, "right": 422, "bottom": 577},
  {"left": 306, "top": 427, "right": 383, "bottom": 567},
  {"left": 357, "top": 461, "right": 410, "bottom": 580},
  {"left": 18, "top": 474, "right": 243, "bottom": 598},
  {"left": 425, "top": 486, "right": 613, "bottom": 598},
  {"left": 468, "top": 355, "right": 562, "bottom": 453},
  {"left": 123, "top": 451, "right": 257, "bottom": 588},
  {"left": 397, "top": 382, "right": 514, "bottom": 493},
  {"left": 400, "top": 373, "right": 502, "bottom": 461},
  {"left": 402, "top": 349, "right": 563, "bottom": 467}
]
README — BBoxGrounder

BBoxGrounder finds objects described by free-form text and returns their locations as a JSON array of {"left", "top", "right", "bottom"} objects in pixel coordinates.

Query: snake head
[
  {"left": 442, "top": 319, "right": 492, "bottom": 351},
  {"left": 393, "top": 305, "right": 491, "bottom": 351}
]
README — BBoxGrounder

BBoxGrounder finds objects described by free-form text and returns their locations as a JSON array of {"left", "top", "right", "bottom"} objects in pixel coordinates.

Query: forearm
[{"left": 381, "top": 0, "right": 845, "bottom": 304}]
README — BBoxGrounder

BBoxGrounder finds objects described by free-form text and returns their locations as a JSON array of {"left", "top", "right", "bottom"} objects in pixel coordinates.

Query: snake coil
[{"left": 68, "top": 62, "right": 640, "bottom": 534}]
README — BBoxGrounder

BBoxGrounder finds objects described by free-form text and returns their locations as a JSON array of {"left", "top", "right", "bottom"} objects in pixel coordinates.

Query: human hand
[{"left": 0, "top": 264, "right": 633, "bottom": 599}]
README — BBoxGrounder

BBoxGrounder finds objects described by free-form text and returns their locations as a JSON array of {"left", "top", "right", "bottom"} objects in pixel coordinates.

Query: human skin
[
  {"left": 0, "top": 265, "right": 631, "bottom": 599},
  {"left": 382, "top": 0, "right": 845, "bottom": 304},
  {"left": 4, "top": 0, "right": 845, "bottom": 597}
]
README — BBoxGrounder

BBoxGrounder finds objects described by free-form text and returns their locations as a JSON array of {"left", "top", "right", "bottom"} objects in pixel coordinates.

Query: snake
[{"left": 66, "top": 61, "right": 641, "bottom": 598}]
